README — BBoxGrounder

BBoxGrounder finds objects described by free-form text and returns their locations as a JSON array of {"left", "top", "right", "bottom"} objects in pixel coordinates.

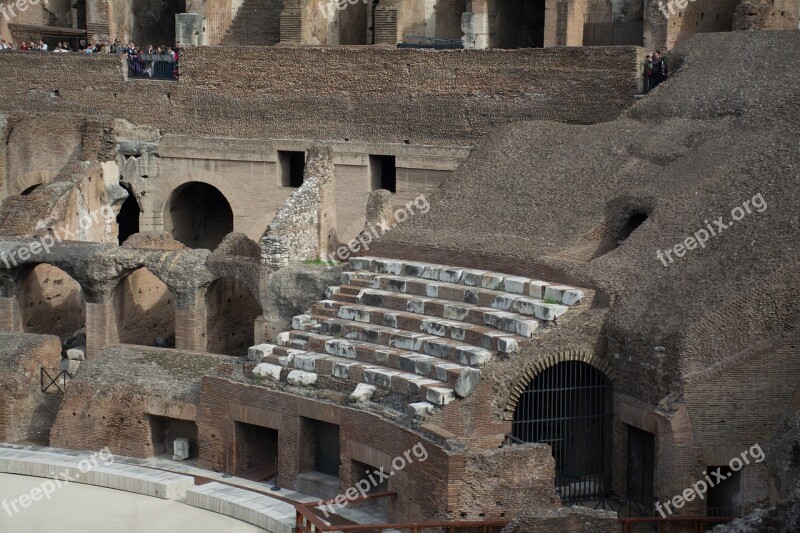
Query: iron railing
[
  {"left": 618, "top": 515, "right": 735, "bottom": 532},
  {"left": 41, "top": 367, "right": 72, "bottom": 394},
  {"left": 295, "top": 492, "right": 509, "bottom": 532},
  {"left": 583, "top": 20, "right": 644, "bottom": 46},
  {"left": 398, "top": 36, "right": 463, "bottom": 50},
  {"left": 127, "top": 54, "right": 178, "bottom": 80}
]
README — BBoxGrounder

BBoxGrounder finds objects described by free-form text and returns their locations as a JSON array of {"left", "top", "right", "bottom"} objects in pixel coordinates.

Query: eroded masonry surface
[{"left": 0, "top": 4, "right": 798, "bottom": 532}]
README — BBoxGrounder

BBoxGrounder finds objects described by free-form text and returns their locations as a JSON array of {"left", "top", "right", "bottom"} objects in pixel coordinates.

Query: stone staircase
[
  {"left": 221, "top": 0, "right": 283, "bottom": 46},
  {"left": 249, "top": 257, "right": 588, "bottom": 417}
]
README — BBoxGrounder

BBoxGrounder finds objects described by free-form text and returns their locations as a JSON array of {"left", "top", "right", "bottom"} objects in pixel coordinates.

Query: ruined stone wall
[
  {"left": 259, "top": 145, "right": 336, "bottom": 268},
  {"left": 0, "top": 46, "right": 642, "bottom": 146},
  {"left": 733, "top": 0, "right": 799, "bottom": 30},
  {"left": 0, "top": 333, "right": 63, "bottom": 444},
  {"left": 197, "top": 376, "right": 560, "bottom": 522},
  {"left": 454, "top": 444, "right": 560, "bottom": 519},
  {"left": 50, "top": 344, "right": 237, "bottom": 455}
]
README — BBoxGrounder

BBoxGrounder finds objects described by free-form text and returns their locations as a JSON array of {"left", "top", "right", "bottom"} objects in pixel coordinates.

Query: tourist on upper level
[
  {"left": 37, "top": 40, "right": 48, "bottom": 51},
  {"left": 111, "top": 39, "right": 123, "bottom": 54}
]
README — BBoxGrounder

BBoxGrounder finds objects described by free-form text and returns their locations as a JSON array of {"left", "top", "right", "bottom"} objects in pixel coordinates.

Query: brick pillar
[
  {"left": 175, "top": 293, "right": 207, "bottom": 352},
  {"left": 86, "top": 0, "right": 111, "bottom": 42},
  {"left": 555, "top": 0, "right": 587, "bottom": 46},
  {"left": 0, "top": 296, "right": 21, "bottom": 332},
  {"left": 85, "top": 300, "right": 117, "bottom": 357},
  {"left": 543, "top": 0, "right": 559, "bottom": 47}
]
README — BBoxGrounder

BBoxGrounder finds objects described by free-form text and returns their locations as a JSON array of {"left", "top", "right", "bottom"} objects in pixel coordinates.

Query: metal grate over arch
[{"left": 512, "top": 360, "right": 612, "bottom": 501}]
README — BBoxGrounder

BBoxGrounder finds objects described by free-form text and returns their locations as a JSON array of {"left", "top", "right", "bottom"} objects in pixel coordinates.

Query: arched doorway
[
  {"left": 205, "top": 277, "right": 261, "bottom": 356},
  {"left": 113, "top": 268, "right": 175, "bottom": 347},
  {"left": 18, "top": 264, "right": 86, "bottom": 341},
  {"left": 512, "top": 360, "right": 612, "bottom": 501},
  {"left": 164, "top": 182, "right": 233, "bottom": 250},
  {"left": 117, "top": 185, "right": 140, "bottom": 245}
]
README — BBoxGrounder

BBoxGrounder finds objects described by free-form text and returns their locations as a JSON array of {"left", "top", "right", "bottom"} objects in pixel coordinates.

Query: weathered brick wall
[
  {"left": 733, "top": 0, "right": 799, "bottom": 30},
  {"left": 0, "top": 46, "right": 641, "bottom": 146},
  {"left": 197, "top": 376, "right": 560, "bottom": 522},
  {"left": 454, "top": 444, "right": 561, "bottom": 520},
  {"left": 0, "top": 333, "right": 63, "bottom": 444}
]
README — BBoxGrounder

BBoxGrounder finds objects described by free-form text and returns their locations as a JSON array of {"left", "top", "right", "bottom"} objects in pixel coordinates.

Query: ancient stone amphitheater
[{"left": 0, "top": 2, "right": 797, "bottom": 532}]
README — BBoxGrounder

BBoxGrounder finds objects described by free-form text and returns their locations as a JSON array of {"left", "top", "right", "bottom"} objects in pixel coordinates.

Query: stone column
[
  {"left": 462, "top": 0, "right": 490, "bottom": 49},
  {"left": 85, "top": 300, "right": 117, "bottom": 357},
  {"left": 175, "top": 290, "right": 208, "bottom": 353}
]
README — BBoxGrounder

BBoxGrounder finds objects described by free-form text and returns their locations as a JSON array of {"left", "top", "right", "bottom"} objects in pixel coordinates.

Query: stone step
[
  {"left": 347, "top": 257, "right": 586, "bottom": 306},
  {"left": 258, "top": 344, "right": 461, "bottom": 405},
  {"left": 186, "top": 482, "right": 295, "bottom": 533},
  {"left": 315, "top": 311, "right": 521, "bottom": 356},
  {"left": 314, "top": 295, "right": 541, "bottom": 337},
  {"left": 364, "top": 275, "right": 573, "bottom": 321},
  {"left": 310, "top": 301, "right": 532, "bottom": 345},
  {"left": 271, "top": 341, "right": 468, "bottom": 388},
  {"left": 341, "top": 275, "right": 571, "bottom": 322}
]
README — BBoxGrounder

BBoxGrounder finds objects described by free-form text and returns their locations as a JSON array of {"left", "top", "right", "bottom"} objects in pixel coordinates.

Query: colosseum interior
[{"left": 0, "top": 1, "right": 797, "bottom": 532}]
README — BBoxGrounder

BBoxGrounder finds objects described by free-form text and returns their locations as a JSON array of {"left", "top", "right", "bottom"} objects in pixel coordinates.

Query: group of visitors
[
  {"left": 645, "top": 50, "right": 668, "bottom": 91},
  {"left": 126, "top": 41, "right": 182, "bottom": 79},
  {"left": 0, "top": 37, "right": 182, "bottom": 79}
]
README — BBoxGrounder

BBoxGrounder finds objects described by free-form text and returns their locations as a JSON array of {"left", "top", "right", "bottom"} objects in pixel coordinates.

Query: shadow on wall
[
  {"left": 18, "top": 263, "right": 85, "bottom": 342},
  {"left": 205, "top": 276, "right": 261, "bottom": 356},
  {"left": 113, "top": 267, "right": 175, "bottom": 348}
]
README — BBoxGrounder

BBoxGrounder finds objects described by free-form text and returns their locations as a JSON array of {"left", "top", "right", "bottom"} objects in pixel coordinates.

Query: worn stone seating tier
[{"left": 249, "top": 257, "right": 588, "bottom": 417}]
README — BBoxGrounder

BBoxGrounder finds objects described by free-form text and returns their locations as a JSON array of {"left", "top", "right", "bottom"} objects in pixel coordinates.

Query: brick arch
[
  {"left": 10, "top": 170, "right": 59, "bottom": 196},
  {"left": 503, "top": 350, "right": 614, "bottom": 421}
]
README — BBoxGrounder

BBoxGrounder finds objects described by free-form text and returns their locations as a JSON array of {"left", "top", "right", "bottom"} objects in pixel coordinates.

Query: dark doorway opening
[
  {"left": 75, "top": 0, "right": 87, "bottom": 29},
  {"left": 617, "top": 211, "right": 648, "bottom": 244},
  {"left": 370, "top": 155, "right": 397, "bottom": 193},
  {"left": 166, "top": 182, "right": 233, "bottom": 250},
  {"left": 235, "top": 422, "right": 278, "bottom": 480},
  {"left": 278, "top": 150, "right": 306, "bottom": 188},
  {"left": 117, "top": 185, "right": 140, "bottom": 245},
  {"left": 494, "top": 0, "right": 545, "bottom": 48},
  {"left": 626, "top": 425, "right": 656, "bottom": 513},
  {"left": 148, "top": 415, "right": 198, "bottom": 459},
  {"left": 312, "top": 420, "right": 341, "bottom": 477},
  {"left": 20, "top": 184, "right": 42, "bottom": 195},
  {"left": 131, "top": 0, "right": 186, "bottom": 47},
  {"left": 706, "top": 466, "right": 741, "bottom": 517},
  {"left": 512, "top": 360, "right": 611, "bottom": 501}
]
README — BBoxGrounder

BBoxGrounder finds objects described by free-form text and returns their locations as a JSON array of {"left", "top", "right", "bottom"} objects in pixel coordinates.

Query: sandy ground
[{"left": 0, "top": 473, "right": 264, "bottom": 532}]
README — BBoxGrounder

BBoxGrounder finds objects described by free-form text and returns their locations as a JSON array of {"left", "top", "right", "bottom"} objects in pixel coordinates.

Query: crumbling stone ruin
[{"left": 0, "top": 3, "right": 797, "bottom": 533}]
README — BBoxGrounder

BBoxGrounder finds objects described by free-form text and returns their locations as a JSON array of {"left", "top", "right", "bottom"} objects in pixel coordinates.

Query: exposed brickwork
[{"left": 0, "top": 46, "right": 641, "bottom": 146}]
